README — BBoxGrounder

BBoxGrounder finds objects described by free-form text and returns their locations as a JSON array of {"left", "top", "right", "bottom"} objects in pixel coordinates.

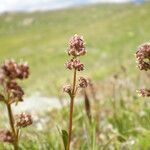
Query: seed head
[
  {"left": 0, "top": 130, "right": 14, "bottom": 143},
  {"left": 135, "top": 43, "right": 150, "bottom": 71},
  {"left": 68, "top": 34, "right": 86, "bottom": 57},
  {"left": 15, "top": 112, "right": 32, "bottom": 128}
]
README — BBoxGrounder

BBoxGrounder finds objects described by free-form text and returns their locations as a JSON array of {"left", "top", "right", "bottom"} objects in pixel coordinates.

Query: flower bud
[{"left": 15, "top": 112, "right": 32, "bottom": 128}]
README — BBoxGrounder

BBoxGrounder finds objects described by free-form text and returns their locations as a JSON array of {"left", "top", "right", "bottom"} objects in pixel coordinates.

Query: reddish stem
[
  {"left": 6, "top": 103, "right": 18, "bottom": 150},
  {"left": 67, "top": 68, "right": 77, "bottom": 150}
]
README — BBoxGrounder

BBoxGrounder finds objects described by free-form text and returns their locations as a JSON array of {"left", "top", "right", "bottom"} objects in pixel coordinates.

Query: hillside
[{"left": 0, "top": 3, "right": 150, "bottom": 95}]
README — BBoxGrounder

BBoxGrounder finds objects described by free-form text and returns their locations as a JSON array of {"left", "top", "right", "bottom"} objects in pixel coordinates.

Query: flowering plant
[
  {"left": 63, "top": 34, "right": 89, "bottom": 150},
  {"left": 136, "top": 43, "right": 150, "bottom": 97},
  {"left": 0, "top": 60, "right": 32, "bottom": 150}
]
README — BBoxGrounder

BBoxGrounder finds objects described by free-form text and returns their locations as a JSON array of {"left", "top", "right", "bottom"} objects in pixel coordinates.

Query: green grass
[
  {"left": 1, "top": 93, "right": 150, "bottom": 149},
  {"left": 0, "top": 3, "right": 150, "bottom": 95}
]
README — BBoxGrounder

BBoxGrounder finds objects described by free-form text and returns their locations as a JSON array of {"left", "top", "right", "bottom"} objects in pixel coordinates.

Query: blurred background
[
  {"left": 0, "top": 0, "right": 149, "bottom": 96},
  {"left": 0, "top": 0, "right": 150, "bottom": 149}
]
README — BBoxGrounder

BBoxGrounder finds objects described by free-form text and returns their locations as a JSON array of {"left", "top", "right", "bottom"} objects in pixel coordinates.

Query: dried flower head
[
  {"left": 137, "top": 89, "right": 150, "bottom": 97},
  {"left": 0, "top": 60, "right": 29, "bottom": 80},
  {"left": 135, "top": 43, "right": 150, "bottom": 71},
  {"left": 78, "top": 77, "right": 89, "bottom": 88},
  {"left": 15, "top": 112, "right": 32, "bottom": 128},
  {"left": 0, "top": 130, "right": 14, "bottom": 143},
  {"left": 68, "top": 34, "right": 86, "bottom": 57},
  {"left": 6, "top": 81, "right": 24, "bottom": 103},
  {"left": 66, "top": 59, "right": 84, "bottom": 71}
]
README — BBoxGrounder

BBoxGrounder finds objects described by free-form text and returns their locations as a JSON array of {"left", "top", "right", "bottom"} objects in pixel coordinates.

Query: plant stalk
[
  {"left": 6, "top": 103, "right": 18, "bottom": 150},
  {"left": 67, "top": 68, "right": 77, "bottom": 150}
]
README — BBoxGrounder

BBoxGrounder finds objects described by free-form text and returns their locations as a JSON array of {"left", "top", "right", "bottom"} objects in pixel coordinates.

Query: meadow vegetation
[{"left": 0, "top": 2, "right": 150, "bottom": 150}]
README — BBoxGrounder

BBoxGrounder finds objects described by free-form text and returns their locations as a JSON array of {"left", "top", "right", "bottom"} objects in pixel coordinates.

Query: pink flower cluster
[
  {"left": 136, "top": 43, "right": 150, "bottom": 98},
  {"left": 0, "top": 59, "right": 29, "bottom": 104},
  {"left": 15, "top": 112, "right": 32, "bottom": 128},
  {"left": 1, "top": 59, "right": 29, "bottom": 80},
  {"left": 68, "top": 34, "right": 86, "bottom": 57},
  {"left": 64, "top": 34, "right": 89, "bottom": 95},
  {"left": 66, "top": 59, "right": 84, "bottom": 71},
  {"left": 135, "top": 43, "right": 150, "bottom": 71},
  {"left": 6, "top": 81, "right": 24, "bottom": 103},
  {"left": 66, "top": 34, "right": 86, "bottom": 72},
  {"left": 0, "top": 130, "right": 14, "bottom": 143},
  {"left": 0, "top": 59, "right": 32, "bottom": 146}
]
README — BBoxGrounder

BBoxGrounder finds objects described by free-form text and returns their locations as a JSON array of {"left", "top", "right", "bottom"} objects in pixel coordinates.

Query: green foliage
[{"left": 61, "top": 130, "right": 68, "bottom": 150}]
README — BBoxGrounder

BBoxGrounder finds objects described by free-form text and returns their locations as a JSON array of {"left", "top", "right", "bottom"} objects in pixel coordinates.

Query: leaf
[
  {"left": 117, "top": 135, "right": 126, "bottom": 142},
  {"left": 61, "top": 130, "right": 68, "bottom": 150}
]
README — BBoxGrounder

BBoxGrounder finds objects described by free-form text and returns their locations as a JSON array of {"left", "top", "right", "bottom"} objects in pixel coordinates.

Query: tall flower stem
[
  {"left": 64, "top": 34, "right": 88, "bottom": 150},
  {"left": 6, "top": 103, "right": 18, "bottom": 150},
  {"left": 67, "top": 68, "right": 77, "bottom": 150}
]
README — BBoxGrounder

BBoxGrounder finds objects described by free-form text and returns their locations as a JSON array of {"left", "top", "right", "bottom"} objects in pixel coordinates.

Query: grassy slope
[
  {"left": 0, "top": 3, "right": 150, "bottom": 96},
  {"left": 0, "top": 3, "right": 150, "bottom": 150}
]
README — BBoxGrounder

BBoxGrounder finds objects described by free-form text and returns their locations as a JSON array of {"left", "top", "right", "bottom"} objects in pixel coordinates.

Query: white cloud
[
  {"left": 0, "top": 0, "right": 132, "bottom": 12},
  {"left": 0, "top": 0, "right": 75, "bottom": 12}
]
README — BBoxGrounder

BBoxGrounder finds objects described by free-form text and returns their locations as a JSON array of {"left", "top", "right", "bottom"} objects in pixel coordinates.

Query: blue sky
[{"left": 0, "top": 0, "right": 132, "bottom": 12}]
